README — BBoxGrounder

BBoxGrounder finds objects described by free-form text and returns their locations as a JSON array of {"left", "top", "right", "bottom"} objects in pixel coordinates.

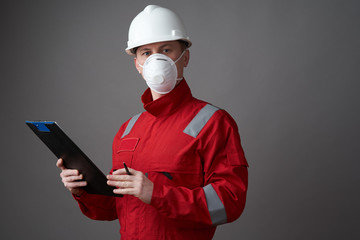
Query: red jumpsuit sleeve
[
  {"left": 73, "top": 192, "right": 117, "bottom": 221},
  {"left": 150, "top": 110, "right": 248, "bottom": 226}
]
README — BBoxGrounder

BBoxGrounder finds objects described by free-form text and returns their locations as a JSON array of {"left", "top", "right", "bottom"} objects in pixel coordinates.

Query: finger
[
  {"left": 62, "top": 174, "right": 84, "bottom": 183},
  {"left": 113, "top": 188, "right": 134, "bottom": 195},
  {"left": 112, "top": 168, "right": 128, "bottom": 175},
  {"left": 107, "top": 179, "right": 133, "bottom": 188},
  {"left": 107, "top": 174, "right": 132, "bottom": 181},
  {"left": 113, "top": 167, "right": 139, "bottom": 175},
  {"left": 125, "top": 167, "right": 139, "bottom": 176},
  {"left": 60, "top": 169, "right": 80, "bottom": 178},
  {"left": 64, "top": 181, "right": 87, "bottom": 189},
  {"left": 56, "top": 158, "right": 65, "bottom": 170}
]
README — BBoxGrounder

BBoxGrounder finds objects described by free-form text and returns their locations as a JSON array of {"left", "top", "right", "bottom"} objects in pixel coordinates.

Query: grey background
[{"left": 1, "top": 0, "right": 359, "bottom": 239}]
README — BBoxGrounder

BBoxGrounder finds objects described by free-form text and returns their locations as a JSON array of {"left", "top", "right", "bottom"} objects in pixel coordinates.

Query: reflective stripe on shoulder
[
  {"left": 203, "top": 184, "right": 227, "bottom": 225},
  {"left": 121, "top": 112, "right": 142, "bottom": 138},
  {"left": 183, "top": 104, "right": 220, "bottom": 138}
]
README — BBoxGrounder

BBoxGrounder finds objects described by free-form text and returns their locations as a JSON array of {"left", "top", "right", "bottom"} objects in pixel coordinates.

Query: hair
[
  {"left": 131, "top": 47, "right": 138, "bottom": 55},
  {"left": 178, "top": 40, "right": 189, "bottom": 51}
]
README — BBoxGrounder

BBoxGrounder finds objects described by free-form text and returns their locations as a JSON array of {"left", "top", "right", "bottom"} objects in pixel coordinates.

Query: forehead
[{"left": 137, "top": 41, "right": 181, "bottom": 51}]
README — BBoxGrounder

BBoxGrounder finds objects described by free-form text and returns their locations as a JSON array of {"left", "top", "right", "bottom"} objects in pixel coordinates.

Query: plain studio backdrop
[{"left": 1, "top": 0, "right": 359, "bottom": 239}]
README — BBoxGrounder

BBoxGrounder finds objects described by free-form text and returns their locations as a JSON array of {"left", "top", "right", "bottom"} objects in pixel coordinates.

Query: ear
[
  {"left": 134, "top": 58, "right": 141, "bottom": 74},
  {"left": 183, "top": 50, "right": 190, "bottom": 67}
]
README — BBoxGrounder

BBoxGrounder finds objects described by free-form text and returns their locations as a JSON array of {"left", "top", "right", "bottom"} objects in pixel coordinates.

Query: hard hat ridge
[{"left": 143, "top": 4, "right": 158, "bottom": 14}]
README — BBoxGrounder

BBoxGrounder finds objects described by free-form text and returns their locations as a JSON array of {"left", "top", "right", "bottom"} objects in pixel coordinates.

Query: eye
[
  {"left": 162, "top": 49, "right": 170, "bottom": 53},
  {"left": 142, "top": 51, "right": 151, "bottom": 56}
]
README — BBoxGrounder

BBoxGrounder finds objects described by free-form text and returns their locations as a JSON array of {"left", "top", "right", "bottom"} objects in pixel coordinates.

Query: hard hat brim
[{"left": 125, "top": 37, "right": 192, "bottom": 55}]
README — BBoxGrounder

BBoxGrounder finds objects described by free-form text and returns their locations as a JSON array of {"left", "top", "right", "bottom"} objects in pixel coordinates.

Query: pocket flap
[{"left": 117, "top": 138, "right": 139, "bottom": 152}]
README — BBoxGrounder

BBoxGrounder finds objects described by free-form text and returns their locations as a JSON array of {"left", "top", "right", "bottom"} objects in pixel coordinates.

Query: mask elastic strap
[
  {"left": 175, "top": 50, "right": 187, "bottom": 81},
  {"left": 174, "top": 49, "right": 187, "bottom": 64}
]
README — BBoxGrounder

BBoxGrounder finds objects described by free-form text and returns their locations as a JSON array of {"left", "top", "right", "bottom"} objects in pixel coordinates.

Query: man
[{"left": 57, "top": 5, "right": 248, "bottom": 240}]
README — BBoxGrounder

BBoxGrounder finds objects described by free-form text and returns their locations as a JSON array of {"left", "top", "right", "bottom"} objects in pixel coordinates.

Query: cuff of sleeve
[
  {"left": 72, "top": 191, "right": 101, "bottom": 206},
  {"left": 72, "top": 191, "right": 87, "bottom": 200}
]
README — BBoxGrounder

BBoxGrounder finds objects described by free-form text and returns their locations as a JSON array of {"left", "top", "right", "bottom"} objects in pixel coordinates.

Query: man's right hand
[{"left": 56, "top": 158, "right": 87, "bottom": 196}]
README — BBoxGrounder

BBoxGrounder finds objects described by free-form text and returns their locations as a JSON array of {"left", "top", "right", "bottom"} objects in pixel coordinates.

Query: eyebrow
[
  {"left": 138, "top": 43, "right": 175, "bottom": 52},
  {"left": 159, "top": 43, "right": 173, "bottom": 49}
]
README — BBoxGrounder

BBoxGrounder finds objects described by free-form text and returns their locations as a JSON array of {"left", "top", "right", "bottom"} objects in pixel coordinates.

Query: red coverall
[{"left": 74, "top": 80, "right": 248, "bottom": 240}]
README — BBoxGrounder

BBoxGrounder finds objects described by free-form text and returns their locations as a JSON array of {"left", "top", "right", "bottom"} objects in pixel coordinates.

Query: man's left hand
[{"left": 107, "top": 168, "right": 154, "bottom": 204}]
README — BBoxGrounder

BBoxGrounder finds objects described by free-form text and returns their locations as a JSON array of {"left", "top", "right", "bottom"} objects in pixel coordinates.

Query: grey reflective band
[
  {"left": 183, "top": 104, "right": 219, "bottom": 138},
  {"left": 203, "top": 184, "right": 227, "bottom": 225},
  {"left": 121, "top": 113, "right": 142, "bottom": 138}
]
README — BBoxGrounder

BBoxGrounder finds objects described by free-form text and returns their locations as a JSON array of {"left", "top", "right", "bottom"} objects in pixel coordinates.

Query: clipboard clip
[{"left": 26, "top": 121, "right": 54, "bottom": 132}]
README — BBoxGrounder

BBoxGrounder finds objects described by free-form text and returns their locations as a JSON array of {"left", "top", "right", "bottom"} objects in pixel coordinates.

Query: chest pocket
[
  {"left": 113, "top": 137, "right": 139, "bottom": 170},
  {"left": 118, "top": 138, "right": 139, "bottom": 152},
  {"left": 113, "top": 112, "right": 142, "bottom": 170}
]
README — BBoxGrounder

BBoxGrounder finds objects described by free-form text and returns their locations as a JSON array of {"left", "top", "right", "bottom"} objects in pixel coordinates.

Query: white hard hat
[{"left": 126, "top": 5, "right": 192, "bottom": 55}]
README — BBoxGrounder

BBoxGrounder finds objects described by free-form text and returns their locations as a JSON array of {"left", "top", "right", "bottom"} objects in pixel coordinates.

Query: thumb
[{"left": 56, "top": 158, "right": 65, "bottom": 170}]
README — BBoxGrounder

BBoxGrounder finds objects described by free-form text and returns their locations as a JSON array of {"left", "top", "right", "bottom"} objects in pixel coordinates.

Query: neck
[{"left": 151, "top": 90, "right": 165, "bottom": 101}]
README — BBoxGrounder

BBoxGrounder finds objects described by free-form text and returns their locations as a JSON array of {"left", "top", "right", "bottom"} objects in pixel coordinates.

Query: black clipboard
[{"left": 26, "top": 121, "right": 120, "bottom": 197}]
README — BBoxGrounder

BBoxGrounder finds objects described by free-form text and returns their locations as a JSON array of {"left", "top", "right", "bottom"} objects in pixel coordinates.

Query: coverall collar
[{"left": 142, "top": 79, "right": 192, "bottom": 117}]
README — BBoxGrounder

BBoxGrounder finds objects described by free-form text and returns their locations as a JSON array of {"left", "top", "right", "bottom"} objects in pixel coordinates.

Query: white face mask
[{"left": 138, "top": 50, "right": 186, "bottom": 94}]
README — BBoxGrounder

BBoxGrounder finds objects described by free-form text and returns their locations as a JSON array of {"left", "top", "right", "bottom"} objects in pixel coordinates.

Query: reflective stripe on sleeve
[
  {"left": 203, "top": 184, "right": 227, "bottom": 225},
  {"left": 183, "top": 104, "right": 219, "bottom": 138},
  {"left": 121, "top": 113, "right": 142, "bottom": 138}
]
